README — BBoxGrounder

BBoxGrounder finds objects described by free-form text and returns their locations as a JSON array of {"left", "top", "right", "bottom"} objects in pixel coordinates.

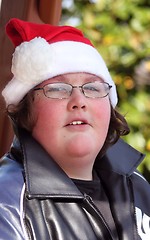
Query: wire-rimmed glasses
[{"left": 34, "top": 81, "right": 112, "bottom": 99}]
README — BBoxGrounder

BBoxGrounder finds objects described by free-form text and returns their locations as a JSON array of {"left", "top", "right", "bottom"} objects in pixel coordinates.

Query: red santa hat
[{"left": 2, "top": 18, "right": 118, "bottom": 107}]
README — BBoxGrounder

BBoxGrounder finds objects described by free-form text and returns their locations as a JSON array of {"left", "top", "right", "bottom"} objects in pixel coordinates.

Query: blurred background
[{"left": 61, "top": 0, "right": 150, "bottom": 181}]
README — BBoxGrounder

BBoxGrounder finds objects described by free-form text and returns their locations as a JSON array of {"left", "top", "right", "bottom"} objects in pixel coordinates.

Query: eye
[
  {"left": 83, "top": 83, "right": 100, "bottom": 92},
  {"left": 43, "top": 83, "right": 72, "bottom": 99},
  {"left": 45, "top": 84, "right": 67, "bottom": 93},
  {"left": 82, "top": 81, "right": 111, "bottom": 98},
  {"left": 46, "top": 86, "right": 59, "bottom": 92}
]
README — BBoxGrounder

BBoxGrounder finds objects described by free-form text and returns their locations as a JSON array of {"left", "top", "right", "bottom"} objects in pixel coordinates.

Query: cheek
[
  {"left": 94, "top": 99, "right": 111, "bottom": 121},
  {"left": 93, "top": 100, "right": 111, "bottom": 136},
  {"left": 32, "top": 99, "right": 64, "bottom": 135}
]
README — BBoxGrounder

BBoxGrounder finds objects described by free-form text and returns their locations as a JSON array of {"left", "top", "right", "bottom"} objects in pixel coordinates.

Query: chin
[{"left": 66, "top": 140, "right": 100, "bottom": 159}]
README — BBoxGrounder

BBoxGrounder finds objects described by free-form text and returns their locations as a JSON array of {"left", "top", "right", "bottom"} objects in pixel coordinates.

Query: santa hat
[{"left": 2, "top": 18, "right": 118, "bottom": 107}]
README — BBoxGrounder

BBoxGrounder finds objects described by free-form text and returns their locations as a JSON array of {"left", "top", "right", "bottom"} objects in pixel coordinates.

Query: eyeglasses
[{"left": 33, "top": 81, "right": 112, "bottom": 99}]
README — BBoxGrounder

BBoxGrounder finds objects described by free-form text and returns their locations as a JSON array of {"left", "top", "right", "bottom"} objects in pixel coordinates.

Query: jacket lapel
[{"left": 18, "top": 128, "right": 83, "bottom": 199}]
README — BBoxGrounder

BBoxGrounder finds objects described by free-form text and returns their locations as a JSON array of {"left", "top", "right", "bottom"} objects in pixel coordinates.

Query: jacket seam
[
  {"left": 127, "top": 176, "right": 139, "bottom": 240},
  {"left": 20, "top": 183, "right": 29, "bottom": 240}
]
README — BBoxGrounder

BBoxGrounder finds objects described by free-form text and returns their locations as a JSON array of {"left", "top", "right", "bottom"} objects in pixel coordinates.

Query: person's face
[{"left": 31, "top": 73, "right": 111, "bottom": 177}]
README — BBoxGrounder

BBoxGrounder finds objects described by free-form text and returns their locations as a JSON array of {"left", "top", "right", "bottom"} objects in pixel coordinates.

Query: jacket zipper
[{"left": 83, "top": 193, "right": 115, "bottom": 240}]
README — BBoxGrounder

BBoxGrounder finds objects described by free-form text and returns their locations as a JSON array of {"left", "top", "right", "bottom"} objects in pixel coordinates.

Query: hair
[
  {"left": 7, "top": 91, "right": 36, "bottom": 131},
  {"left": 100, "top": 105, "right": 130, "bottom": 157},
  {"left": 6, "top": 91, "right": 130, "bottom": 156}
]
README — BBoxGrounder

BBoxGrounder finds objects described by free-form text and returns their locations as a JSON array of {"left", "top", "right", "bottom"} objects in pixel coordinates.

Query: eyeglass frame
[{"left": 33, "top": 81, "right": 112, "bottom": 99}]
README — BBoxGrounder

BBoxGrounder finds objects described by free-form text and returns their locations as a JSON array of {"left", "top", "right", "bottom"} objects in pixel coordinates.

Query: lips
[
  {"left": 65, "top": 118, "right": 90, "bottom": 127},
  {"left": 69, "top": 121, "right": 85, "bottom": 125}
]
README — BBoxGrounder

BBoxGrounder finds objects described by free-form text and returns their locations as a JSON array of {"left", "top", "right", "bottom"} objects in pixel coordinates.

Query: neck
[{"left": 56, "top": 156, "right": 94, "bottom": 180}]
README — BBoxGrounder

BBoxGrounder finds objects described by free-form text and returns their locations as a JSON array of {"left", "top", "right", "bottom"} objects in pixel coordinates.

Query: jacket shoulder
[
  {"left": 131, "top": 171, "right": 150, "bottom": 213},
  {"left": 131, "top": 171, "right": 150, "bottom": 239}
]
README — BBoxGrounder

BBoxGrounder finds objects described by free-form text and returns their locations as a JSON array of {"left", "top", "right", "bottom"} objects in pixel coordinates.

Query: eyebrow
[
  {"left": 52, "top": 75, "right": 66, "bottom": 82},
  {"left": 51, "top": 74, "right": 104, "bottom": 83},
  {"left": 40, "top": 74, "right": 104, "bottom": 88}
]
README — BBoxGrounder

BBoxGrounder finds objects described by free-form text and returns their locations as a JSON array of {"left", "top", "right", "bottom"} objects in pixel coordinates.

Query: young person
[{"left": 0, "top": 18, "right": 150, "bottom": 240}]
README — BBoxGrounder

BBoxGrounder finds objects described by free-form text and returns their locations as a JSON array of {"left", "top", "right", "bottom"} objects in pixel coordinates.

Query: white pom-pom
[{"left": 12, "top": 37, "right": 54, "bottom": 84}]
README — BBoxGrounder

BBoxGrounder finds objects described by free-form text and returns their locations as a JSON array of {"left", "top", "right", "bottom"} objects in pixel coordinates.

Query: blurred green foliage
[{"left": 62, "top": 0, "right": 150, "bottom": 181}]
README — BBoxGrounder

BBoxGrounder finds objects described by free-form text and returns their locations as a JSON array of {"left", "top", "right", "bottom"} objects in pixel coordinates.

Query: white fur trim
[{"left": 2, "top": 38, "right": 118, "bottom": 107}]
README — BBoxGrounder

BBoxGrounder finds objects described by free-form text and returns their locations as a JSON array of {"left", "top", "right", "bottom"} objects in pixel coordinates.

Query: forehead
[{"left": 38, "top": 72, "right": 104, "bottom": 87}]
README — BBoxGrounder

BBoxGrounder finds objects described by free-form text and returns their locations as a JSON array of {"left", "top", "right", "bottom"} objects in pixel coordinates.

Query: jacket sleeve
[
  {"left": 0, "top": 156, "right": 25, "bottom": 240},
  {"left": 131, "top": 171, "right": 150, "bottom": 239}
]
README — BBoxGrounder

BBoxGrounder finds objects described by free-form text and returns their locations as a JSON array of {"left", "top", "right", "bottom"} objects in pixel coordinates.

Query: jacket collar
[
  {"left": 95, "top": 138, "right": 145, "bottom": 176},
  {"left": 16, "top": 128, "right": 83, "bottom": 199},
  {"left": 12, "top": 128, "right": 145, "bottom": 198}
]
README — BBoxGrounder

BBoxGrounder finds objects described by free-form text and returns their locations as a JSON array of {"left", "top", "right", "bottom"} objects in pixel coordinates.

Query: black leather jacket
[{"left": 0, "top": 129, "right": 150, "bottom": 240}]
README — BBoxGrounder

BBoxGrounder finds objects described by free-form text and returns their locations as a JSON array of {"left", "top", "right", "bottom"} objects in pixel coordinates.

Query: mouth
[
  {"left": 65, "top": 119, "right": 91, "bottom": 128},
  {"left": 69, "top": 121, "right": 86, "bottom": 126},
  {"left": 65, "top": 119, "right": 91, "bottom": 131}
]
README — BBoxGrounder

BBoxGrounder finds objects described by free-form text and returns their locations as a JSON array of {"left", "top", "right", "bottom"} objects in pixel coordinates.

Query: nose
[{"left": 67, "top": 88, "right": 87, "bottom": 111}]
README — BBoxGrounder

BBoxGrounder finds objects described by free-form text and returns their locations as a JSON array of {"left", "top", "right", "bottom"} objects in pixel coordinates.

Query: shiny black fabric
[{"left": 0, "top": 128, "right": 150, "bottom": 240}]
